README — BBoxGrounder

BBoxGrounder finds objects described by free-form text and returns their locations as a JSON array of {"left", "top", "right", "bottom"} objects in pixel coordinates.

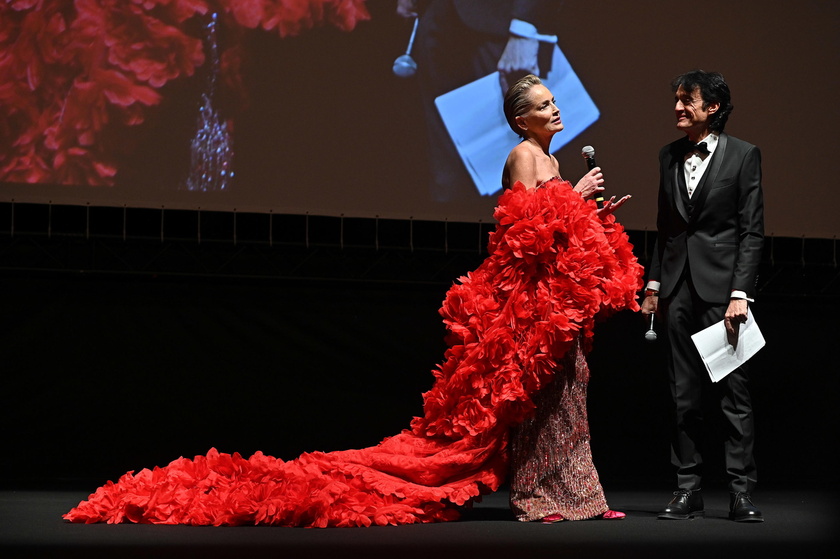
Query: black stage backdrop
[{"left": 1, "top": 263, "right": 837, "bottom": 491}]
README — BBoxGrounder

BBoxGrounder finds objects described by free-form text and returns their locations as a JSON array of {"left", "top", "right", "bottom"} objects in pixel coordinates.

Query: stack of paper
[{"left": 691, "top": 311, "right": 766, "bottom": 382}]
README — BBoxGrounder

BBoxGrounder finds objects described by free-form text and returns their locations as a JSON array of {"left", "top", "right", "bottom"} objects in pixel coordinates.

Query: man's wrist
[
  {"left": 645, "top": 288, "right": 659, "bottom": 297},
  {"left": 730, "top": 290, "right": 754, "bottom": 303}
]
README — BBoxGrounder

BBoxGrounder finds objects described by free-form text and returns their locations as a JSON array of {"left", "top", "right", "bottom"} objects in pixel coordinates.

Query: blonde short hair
[{"left": 503, "top": 74, "right": 543, "bottom": 138}]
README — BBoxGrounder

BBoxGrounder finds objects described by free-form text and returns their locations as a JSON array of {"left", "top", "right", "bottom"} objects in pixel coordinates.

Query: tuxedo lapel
[{"left": 670, "top": 139, "right": 691, "bottom": 222}]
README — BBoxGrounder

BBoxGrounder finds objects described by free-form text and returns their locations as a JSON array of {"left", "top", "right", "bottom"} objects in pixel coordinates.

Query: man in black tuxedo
[
  {"left": 396, "top": 0, "right": 559, "bottom": 201},
  {"left": 641, "top": 70, "right": 765, "bottom": 522}
]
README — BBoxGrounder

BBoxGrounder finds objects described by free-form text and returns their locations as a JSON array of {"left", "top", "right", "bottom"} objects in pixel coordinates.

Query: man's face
[{"left": 674, "top": 85, "right": 719, "bottom": 138}]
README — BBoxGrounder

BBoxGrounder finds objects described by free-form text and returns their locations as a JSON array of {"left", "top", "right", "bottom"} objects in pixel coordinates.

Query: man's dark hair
[{"left": 672, "top": 70, "right": 734, "bottom": 133}]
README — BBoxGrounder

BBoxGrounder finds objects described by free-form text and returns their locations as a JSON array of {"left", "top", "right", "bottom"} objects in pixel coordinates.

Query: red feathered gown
[{"left": 64, "top": 178, "right": 643, "bottom": 527}]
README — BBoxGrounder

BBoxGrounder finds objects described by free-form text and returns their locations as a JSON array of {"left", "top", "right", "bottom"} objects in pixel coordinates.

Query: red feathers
[{"left": 64, "top": 178, "right": 643, "bottom": 527}]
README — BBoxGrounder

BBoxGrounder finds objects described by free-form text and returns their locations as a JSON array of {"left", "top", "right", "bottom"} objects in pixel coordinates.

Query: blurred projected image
[
  {"left": 0, "top": 0, "right": 369, "bottom": 190},
  {"left": 396, "top": 0, "right": 598, "bottom": 200}
]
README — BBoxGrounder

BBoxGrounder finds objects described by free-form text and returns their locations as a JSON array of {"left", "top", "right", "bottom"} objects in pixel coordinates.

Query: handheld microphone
[
  {"left": 644, "top": 313, "right": 658, "bottom": 342},
  {"left": 581, "top": 145, "right": 604, "bottom": 208},
  {"left": 392, "top": 17, "right": 419, "bottom": 78}
]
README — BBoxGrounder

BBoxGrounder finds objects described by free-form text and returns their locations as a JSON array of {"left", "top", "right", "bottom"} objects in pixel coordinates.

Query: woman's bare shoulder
[
  {"left": 504, "top": 143, "right": 538, "bottom": 173},
  {"left": 505, "top": 142, "right": 550, "bottom": 189},
  {"left": 506, "top": 141, "right": 538, "bottom": 162}
]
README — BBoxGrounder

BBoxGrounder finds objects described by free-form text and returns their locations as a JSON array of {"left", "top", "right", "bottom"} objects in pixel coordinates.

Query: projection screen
[{"left": 1, "top": 1, "right": 838, "bottom": 238}]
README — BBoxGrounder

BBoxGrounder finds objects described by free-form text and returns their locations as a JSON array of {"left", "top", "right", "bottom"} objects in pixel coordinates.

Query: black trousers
[{"left": 661, "top": 270, "right": 757, "bottom": 494}]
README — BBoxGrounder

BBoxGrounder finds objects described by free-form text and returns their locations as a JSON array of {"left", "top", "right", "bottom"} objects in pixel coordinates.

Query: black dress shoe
[
  {"left": 658, "top": 489, "right": 705, "bottom": 520},
  {"left": 730, "top": 492, "right": 764, "bottom": 522}
]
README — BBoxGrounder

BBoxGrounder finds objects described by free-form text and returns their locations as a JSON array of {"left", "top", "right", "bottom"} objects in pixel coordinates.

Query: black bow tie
[{"left": 692, "top": 141, "right": 710, "bottom": 155}]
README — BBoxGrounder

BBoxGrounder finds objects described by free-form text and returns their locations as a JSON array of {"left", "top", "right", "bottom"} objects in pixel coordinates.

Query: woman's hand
[
  {"left": 573, "top": 167, "right": 605, "bottom": 199},
  {"left": 596, "top": 195, "right": 631, "bottom": 218}
]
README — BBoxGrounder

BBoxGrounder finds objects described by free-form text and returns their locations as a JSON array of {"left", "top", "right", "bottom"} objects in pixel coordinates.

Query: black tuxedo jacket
[{"left": 649, "top": 133, "right": 765, "bottom": 304}]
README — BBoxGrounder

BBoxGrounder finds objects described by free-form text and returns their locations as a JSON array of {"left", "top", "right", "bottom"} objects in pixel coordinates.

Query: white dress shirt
[{"left": 684, "top": 133, "right": 719, "bottom": 198}]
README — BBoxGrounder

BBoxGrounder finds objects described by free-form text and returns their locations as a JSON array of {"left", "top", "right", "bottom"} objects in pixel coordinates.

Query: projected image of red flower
[{"left": 0, "top": 0, "right": 369, "bottom": 186}]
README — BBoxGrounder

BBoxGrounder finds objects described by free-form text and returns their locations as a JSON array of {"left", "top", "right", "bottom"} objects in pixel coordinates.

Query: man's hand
[
  {"left": 396, "top": 0, "right": 418, "bottom": 18},
  {"left": 497, "top": 36, "right": 539, "bottom": 93},
  {"left": 641, "top": 294, "right": 658, "bottom": 316},
  {"left": 724, "top": 298, "right": 749, "bottom": 346}
]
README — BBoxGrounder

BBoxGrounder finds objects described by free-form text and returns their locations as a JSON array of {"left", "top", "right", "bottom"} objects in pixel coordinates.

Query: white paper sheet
[
  {"left": 434, "top": 44, "right": 600, "bottom": 196},
  {"left": 691, "top": 311, "right": 766, "bottom": 382}
]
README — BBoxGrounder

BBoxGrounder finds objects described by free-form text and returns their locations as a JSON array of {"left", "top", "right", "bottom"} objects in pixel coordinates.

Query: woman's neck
[{"left": 524, "top": 136, "right": 551, "bottom": 155}]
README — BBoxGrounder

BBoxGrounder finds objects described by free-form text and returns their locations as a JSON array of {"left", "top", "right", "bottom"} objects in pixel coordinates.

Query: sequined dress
[
  {"left": 509, "top": 337, "right": 608, "bottom": 521},
  {"left": 64, "top": 178, "right": 643, "bottom": 527}
]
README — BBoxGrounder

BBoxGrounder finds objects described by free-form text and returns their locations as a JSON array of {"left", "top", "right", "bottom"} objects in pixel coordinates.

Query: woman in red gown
[
  {"left": 501, "top": 74, "right": 634, "bottom": 523},
  {"left": 64, "top": 75, "right": 643, "bottom": 527}
]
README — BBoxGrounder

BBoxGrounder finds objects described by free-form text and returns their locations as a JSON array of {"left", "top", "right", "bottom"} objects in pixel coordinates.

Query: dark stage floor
[{"left": 1, "top": 486, "right": 836, "bottom": 559}]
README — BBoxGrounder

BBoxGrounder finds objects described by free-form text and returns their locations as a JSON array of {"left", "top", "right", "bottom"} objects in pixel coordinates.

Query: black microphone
[
  {"left": 581, "top": 145, "right": 604, "bottom": 208},
  {"left": 393, "top": 17, "right": 419, "bottom": 78}
]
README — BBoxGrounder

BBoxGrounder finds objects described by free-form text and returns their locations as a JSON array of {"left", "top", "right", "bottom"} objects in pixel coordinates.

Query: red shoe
[
  {"left": 599, "top": 510, "right": 625, "bottom": 520},
  {"left": 540, "top": 513, "right": 565, "bottom": 524}
]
